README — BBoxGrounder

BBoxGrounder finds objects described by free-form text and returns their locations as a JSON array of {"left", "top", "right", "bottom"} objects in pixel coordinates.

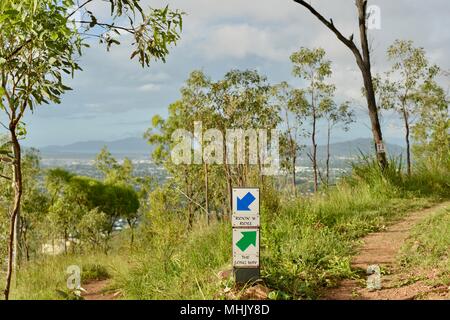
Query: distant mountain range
[
  {"left": 313, "top": 138, "right": 405, "bottom": 159},
  {"left": 39, "top": 137, "right": 152, "bottom": 158},
  {"left": 36, "top": 137, "right": 404, "bottom": 160}
]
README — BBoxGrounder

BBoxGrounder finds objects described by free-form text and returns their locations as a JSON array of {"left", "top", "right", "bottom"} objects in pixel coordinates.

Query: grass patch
[
  {"left": 261, "top": 181, "right": 437, "bottom": 299},
  {"left": 8, "top": 253, "right": 126, "bottom": 300},
  {"left": 115, "top": 222, "right": 231, "bottom": 300},
  {"left": 398, "top": 206, "right": 450, "bottom": 286}
]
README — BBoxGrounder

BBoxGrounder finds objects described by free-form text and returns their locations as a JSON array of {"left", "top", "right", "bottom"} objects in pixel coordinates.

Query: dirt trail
[
  {"left": 81, "top": 279, "right": 121, "bottom": 300},
  {"left": 323, "top": 201, "right": 450, "bottom": 300}
]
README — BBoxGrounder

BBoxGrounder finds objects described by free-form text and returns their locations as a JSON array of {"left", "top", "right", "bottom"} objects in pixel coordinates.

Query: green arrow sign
[{"left": 236, "top": 231, "right": 257, "bottom": 251}]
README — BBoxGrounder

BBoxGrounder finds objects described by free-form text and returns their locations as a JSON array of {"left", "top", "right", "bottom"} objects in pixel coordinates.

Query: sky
[{"left": 20, "top": 0, "right": 450, "bottom": 147}]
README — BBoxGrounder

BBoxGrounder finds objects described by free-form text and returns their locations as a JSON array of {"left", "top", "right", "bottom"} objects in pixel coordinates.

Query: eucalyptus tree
[
  {"left": 17, "top": 149, "right": 49, "bottom": 261},
  {"left": 321, "top": 100, "right": 354, "bottom": 186},
  {"left": 146, "top": 70, "right": 281, "bottom": 221},
  {"left": 274, "top": 82, "right": 304, "bottom": 194},
  {"left": 0, "top": 0, "right": 182, "bottom": 299},
  {"left": 290, "top": 47, "right": 335, "bottom": 192},
  {"left": 410, "top": 77, "right": 449, "bottom": 165},
  {"left": 377, "top": 40, "right": 439, "bottom": 175},
  {"left": 146, "top": 100, "right": 206, "bottom": 229},
  {"left": 292, "top": 0, "right": 388, "bottom": 169},
  {"left": 180, "top": 71, "right": 215, "bottom": 224},
  {"left": 209, "top": 70, "right": 281, "bottom": 209}
]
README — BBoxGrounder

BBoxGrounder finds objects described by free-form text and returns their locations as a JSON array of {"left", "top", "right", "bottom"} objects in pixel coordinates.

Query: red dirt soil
[{"left": 322, "top": 201, "right": 450, "bottom": 300}]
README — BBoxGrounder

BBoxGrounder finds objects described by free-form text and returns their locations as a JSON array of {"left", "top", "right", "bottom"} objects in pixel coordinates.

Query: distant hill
[
  {"left": 39, "top": 137, "right": 153, "bottom": 158},
  {"left": 37, "top": 137, "right": 404, "bottom": 162},
  {"left": 313, "top": 138, "right": 405, "bottom": 159}
]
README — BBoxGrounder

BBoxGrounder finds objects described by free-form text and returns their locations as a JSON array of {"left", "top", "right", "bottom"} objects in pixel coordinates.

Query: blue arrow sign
[{"left": 237, "top": 192, "right": 256, "bottom": 211}]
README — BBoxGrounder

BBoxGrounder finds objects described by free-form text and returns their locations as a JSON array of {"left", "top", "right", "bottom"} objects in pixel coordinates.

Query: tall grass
[
  {"left": 348, "top": 154, "right": 450, "bottom": 198},
  {"left": 115, "top": 222, "right": 231, "bottom": 299}
]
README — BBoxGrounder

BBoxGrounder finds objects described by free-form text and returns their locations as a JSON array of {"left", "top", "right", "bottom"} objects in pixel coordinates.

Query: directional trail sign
[
  {"left": 232, "top": 188, "right": 260, "bottom": 227},
  {"left": 233, "top": 228, "right": 259, "bottom": 268}
]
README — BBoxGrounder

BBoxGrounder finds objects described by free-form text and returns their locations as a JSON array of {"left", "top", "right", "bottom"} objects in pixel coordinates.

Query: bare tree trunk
[
  {"left": 291, "top": 154, "right": 297, "bottom": 195},
  {"left": 293, "top": 0, "right": 387, "bottom": 169},
  {"left": 355, "top": 0, "right": 387, "bottom": 169},
  {"left": 127, "top": 219, "right": 135, "bottom": 250},
  {"left": 64, "top": 229, "right": 68, "bottom": 254},
  {"left": 21, "top": 219, "right": 30, "bottom": 262},
  {"left": 223, "top": 142, "right": 233, "bottom": 217},
  {"left": 4, "top": 127, "right": 22, "bottom": 300},
  {"left": 185, "top": 168, "right": 194, "bottom": 230},
  {"left": 402, "top": 109, "right": 411, "bottom": 175},
  {"left": 226, "top": 172, "right": 232, "bottom": 216},
  {"left": 204, "top": 163, "right": 210, "bottom": 225},
  {"left": 311, "top": 102, "right": 318, "bottom": 193},
  {"left": 326, "top": 122, "right": 331, "bottom": 186}
]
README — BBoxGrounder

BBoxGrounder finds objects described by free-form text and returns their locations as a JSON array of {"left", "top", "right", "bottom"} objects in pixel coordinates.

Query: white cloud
[
  {"left": 137, "top": 83, "right": 161, "bottom": 92},
  {"left": 199, "top": 24, "right": 298, "bottom": 61}
]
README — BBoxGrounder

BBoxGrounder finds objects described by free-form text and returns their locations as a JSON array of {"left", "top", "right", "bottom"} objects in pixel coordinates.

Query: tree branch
[
  {"left": 75, "top": 21, "right": 135, "bottom": 34},
  {"left": 67, "top": 0, "right": 94, "bottom": 18},
  {"left": 4, "top": 39, "right": 33, "bottom": 62},
  {"left": 0, "top": 173, "right": 11, "bottom": 181},
  {"left": 292, "top": 0, "right": 364, "bottom": 65}
]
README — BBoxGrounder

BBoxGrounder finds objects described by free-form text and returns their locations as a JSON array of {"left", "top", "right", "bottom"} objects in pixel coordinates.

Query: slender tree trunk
[
  {"left": 226, "top": 173, "right": 232, "bottom": 216},
  {"left": 284, "top": 108, "right": 296, "bottom": 193},
  {"left": 131, "top": 227, "right": 135, "bottom": 249},
  {"left": 21, "top": 221, "right": 30, "bottom": 262},
  {"left": 204, "top": 163, "right": 209, "bottom": 225},
  {"left": 402, "top": 109, "right": 411, "bottom": 175},
  {"left": 311, "top": 105, "right": 318, "bottom": 193},
  {"left": 326, "top": 122, "right": 331, "bottom": 186},
  {"left": 223, "top": 142, "right": 233, "bottom": 217},
  {"left": 291, "top": 154, "right": 297, "bottom": 195},
  {"left": 185, "top": 169, "right": 194, "bottom": 230},
  {"left": 126, "top": 219, "right": 135, "bottom": 250},
  {"left": 4, "top": 127, "right": 22, "bottom": 300},
  {"left": 64, "top": 229, "right": 68, "bottom": 254}
]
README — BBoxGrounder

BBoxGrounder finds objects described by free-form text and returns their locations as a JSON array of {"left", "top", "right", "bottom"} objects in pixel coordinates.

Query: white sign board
[
  {"left": 376, "top": 142, "right": 386, "bottom": 154},
  {"left": 232, "top": 188, "right": 260, "bottom": 227},
  {"left": 233, "top": 228, "right": 259, "bottom": 268}
]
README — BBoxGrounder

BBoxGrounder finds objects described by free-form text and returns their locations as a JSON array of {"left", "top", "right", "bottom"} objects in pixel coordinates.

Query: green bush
[{"left": 81, "top": 263, "right": 110, "bottom": 283}]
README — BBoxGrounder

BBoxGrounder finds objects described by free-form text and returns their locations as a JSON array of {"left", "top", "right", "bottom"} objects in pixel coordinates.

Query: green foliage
[
  {"left": 411, "top": 78, "right": 449, "bottom": 163},
  {"left": 374, "top": 39, "right": 448, "bottom": 174},
  {"left": 0, "top": 0, "right": 83, "bottom": 109},
  {"left": 398, "top": 207, "right": 450, "bottom": 284},
  {"left": 289, "top": 47, "right": 353, "bottom": 190},
  {"left": 45, "top": 168, "right": 140, "bottom": 252},
  {"left": 81, "top": 263, "right": 110, "bottom": 282},
  {"left": 145, "top": 69, "right": 282, "bottom": 224},
  {"left": 78, "top": 208, "right": 110, "bottom": 252}
]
